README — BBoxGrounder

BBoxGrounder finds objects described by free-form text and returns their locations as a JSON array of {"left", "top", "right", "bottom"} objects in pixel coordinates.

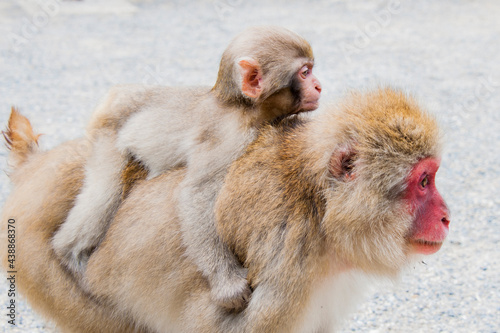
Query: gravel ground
[{"left": 0, "top": 0, "right": 499, "bottom": 332}]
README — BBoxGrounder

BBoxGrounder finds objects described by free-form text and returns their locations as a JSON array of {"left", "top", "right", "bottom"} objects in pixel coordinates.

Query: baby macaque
[{"left": 51, "top": 26, "right": 321, "bottom": 310}]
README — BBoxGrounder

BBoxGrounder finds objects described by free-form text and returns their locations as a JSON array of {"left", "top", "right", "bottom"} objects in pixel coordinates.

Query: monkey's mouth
[{"left": 410, "top": 239, "right": 443, "bottom": 255}]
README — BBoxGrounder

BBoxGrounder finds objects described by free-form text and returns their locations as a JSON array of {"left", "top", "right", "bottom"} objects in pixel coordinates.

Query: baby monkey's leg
[
  {"left": 178, "top": 171, "right": 251, "bottom": 311},
  {"left": 52, "top": 134, "right": 126, "bottom": 276}
]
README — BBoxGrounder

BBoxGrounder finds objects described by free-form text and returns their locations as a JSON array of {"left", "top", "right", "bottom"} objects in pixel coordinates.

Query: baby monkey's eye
[
  {"left": 300, "top": 66, "right": 311, "bottom": 79},
  {"left": 420, "top": 175, "right": 429, "bottom": 188}
]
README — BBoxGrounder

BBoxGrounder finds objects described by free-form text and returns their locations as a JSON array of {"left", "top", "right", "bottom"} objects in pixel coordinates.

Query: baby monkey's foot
[
  {"left": 52, "top": 233, "right": 95, "bottom": 278},
  {"left": 210, "top": 267, "right": 251, "bottom": 312}
]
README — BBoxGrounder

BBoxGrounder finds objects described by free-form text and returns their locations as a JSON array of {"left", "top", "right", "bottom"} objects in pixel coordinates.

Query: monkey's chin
[
  {"left": 410, "top": 239, "right": 443, "bottom": 255},
  {"left": 302, "top": 101, "right": 319, "bottom": 111}
]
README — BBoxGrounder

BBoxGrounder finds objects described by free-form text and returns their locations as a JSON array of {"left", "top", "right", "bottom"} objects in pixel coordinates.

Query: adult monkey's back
[
  {"left": 0, "top": 118, "right": 135, "bottom": 332},
  {"left": 1, "top": 88, "right": 449, "bottom": 332}
]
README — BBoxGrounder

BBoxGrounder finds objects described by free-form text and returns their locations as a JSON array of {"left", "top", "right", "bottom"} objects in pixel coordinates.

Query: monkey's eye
[
  {"left": 300, "top": 66, "right": 311, "bottom": 79},
  {"left": 420, "top": 175, "right": 429, "bottom": 188}
]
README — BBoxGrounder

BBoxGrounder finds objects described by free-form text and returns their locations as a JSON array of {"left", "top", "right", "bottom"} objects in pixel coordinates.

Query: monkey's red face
[
  {"left": 298, "top": 64, "right": 322, "bottom": 111},
  {"left": 405, "top": 158, "right": 450, "bottom": 255}
]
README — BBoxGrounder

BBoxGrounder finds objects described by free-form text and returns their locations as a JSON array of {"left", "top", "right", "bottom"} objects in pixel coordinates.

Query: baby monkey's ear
[{"left": 238, "top": 57, "right": 263, "bottom": 99}]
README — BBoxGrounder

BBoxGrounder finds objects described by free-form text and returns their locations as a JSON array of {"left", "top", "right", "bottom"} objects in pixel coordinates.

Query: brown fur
[
  {"left": 0, "top": 137, "right": 144, "bottom": 332},
  {"left": 121, "top": 157, "right": 149, "bottom": 201},
  {"left": 217, "top": 88, "right": 441, "bottom": 282},
  {"left": 2, "top": 107, "right": 41, "bottom": 169},
  {"left": 1, "top": 88, "right": 444, "bottom": 332}
]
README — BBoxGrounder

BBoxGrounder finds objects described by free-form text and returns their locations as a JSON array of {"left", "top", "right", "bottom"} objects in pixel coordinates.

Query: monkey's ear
[
  {"left": 238, "top": 57, "right": 263, "bottom": 99},
  {"left": 329, "top": 145, "right": 357, "bottom": 180}
]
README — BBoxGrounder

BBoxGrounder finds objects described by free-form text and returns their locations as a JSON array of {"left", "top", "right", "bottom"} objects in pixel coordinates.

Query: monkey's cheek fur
[{"left": 409, "top": 239, "right": 443, "bottom": 255}]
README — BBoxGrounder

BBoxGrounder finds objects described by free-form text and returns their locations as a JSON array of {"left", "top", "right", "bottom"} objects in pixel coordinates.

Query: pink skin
[
  {"left": 405, "top": 158, "right": 450, "bottom": 255},
  {"left": 298, "top": 64, "right": 322, "bottom": 111},
  {"left": 239, "top": 59, "right": 262, "bottom": 98}
]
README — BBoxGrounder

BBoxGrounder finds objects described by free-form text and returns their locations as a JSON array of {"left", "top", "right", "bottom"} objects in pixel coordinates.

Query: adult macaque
[
  {"left": 1, "top": 88, "right": 449, "bottom": 332},
  {"left": 50, "top": 26, "right": 321, "bottom": 310}
]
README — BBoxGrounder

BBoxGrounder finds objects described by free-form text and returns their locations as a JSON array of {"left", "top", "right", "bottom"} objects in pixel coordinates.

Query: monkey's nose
[
  {"left": 441, "top": 208, "right": 450, "bottom": 227},
  {"left": 315, "top": 80, "right": 322, "bottom": 93}
]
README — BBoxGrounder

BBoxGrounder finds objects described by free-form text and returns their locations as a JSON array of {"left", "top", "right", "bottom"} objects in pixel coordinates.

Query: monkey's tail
[{"left": 2, "top": 107, "right": 42, "bottom": 169}]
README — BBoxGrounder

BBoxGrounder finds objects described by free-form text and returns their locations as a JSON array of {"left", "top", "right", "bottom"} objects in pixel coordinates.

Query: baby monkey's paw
[
  {"left": 210, "top": 267, "right": 251, "bottom": 312},
  {"left": 52, "top": 231, "right": 95, "bottom": 278}
]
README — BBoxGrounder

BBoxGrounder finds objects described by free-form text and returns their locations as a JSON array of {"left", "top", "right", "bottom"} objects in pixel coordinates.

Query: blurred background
[{"left": 0, "top": 0, "right": 499, "bottom": 332}]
